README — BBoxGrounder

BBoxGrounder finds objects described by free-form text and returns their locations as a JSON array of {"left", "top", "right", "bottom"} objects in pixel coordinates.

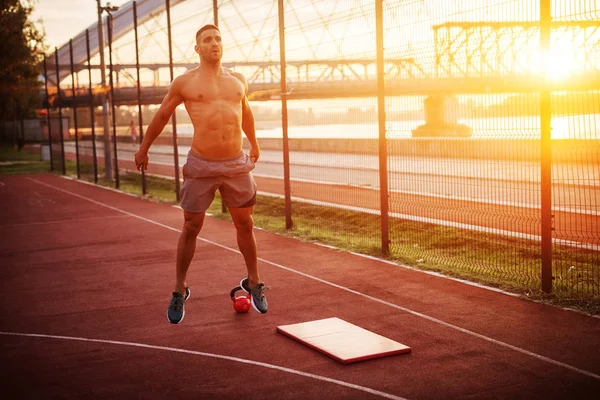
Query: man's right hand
[{"left": 134, "top": 149, "right": 149, "bottom": 171}]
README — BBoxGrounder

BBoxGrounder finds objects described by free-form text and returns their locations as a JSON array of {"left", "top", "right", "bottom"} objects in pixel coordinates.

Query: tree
[{"left": 0, "top": 0, "right": 46, "bottom": 122}]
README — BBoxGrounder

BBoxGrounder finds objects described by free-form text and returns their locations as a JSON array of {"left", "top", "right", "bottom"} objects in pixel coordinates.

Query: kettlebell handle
[{"left": 230, "top": 285, "right": 244, "bottom": 300}]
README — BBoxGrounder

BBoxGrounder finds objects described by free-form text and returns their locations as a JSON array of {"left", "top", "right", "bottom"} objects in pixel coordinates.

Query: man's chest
[{"left": 182, "top": 75, "right": 245, "bottom": 104}]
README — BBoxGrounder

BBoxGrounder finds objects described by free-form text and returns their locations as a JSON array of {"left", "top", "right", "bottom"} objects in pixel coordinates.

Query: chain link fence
[{"left": 42, "top": 0, "right": 599, "bottom": 299}]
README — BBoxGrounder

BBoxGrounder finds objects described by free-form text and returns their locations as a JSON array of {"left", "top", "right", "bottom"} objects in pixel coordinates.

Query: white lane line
[
  {"left": 116, "top": 168, "right": 598, "bottom": 250},
  {"left": 0, "top": 181, "right": 5, "bottom": 188},
  {"left": 257, "top": 192, "right": 599, "bottom": 252},
  {"left": 118, "top": 160, "right": 599, "bottom": 216},
  {"left": 0, "top": 331, "right": 407, "bottom": 400},
  {"left": 25, "top": 177, "right": 600, "bottom": 381},
  {"left": 255, "top": 173, "right": 600, "bottom": 216},
  {"left": 0, "top": 215, "right": 130, "bottom": 229}
]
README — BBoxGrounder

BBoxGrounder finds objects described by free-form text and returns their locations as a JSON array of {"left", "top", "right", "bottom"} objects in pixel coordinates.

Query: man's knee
[
  {"left": 182, "top": 213, "right": 204, "bottom": 239},
  {"left": 233, "top": 214, "right": 254, "bottom": 234},
  {"left": 183, "top": 220, "right": 202, "bottom": 239}
]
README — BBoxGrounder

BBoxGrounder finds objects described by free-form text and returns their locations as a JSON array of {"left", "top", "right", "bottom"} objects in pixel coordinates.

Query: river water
[{"left": 169, "top": 114, "right": 599, "bottom": 140}]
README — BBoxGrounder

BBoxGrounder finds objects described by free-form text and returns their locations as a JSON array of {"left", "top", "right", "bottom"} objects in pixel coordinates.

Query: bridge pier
[{"left": 412, "top": 95, "right": 472, "bottom": 138}]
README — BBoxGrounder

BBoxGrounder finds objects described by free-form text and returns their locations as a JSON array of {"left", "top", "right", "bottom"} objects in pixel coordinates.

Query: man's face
[{"left": 195, "top": 29, "right": 222, "bottom": 64}]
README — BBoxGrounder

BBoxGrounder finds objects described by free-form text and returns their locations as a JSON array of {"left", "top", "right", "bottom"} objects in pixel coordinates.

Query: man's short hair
[{"left": 196, "top": 24, "right": 220, "bottom": 43}]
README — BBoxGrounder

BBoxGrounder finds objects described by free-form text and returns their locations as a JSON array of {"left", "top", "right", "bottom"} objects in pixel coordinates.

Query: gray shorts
[{"left": 179, "top": 151, "right": 257, "bottom": 213}]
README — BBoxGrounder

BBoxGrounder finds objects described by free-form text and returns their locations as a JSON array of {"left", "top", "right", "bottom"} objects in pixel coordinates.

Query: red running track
[{"left": 1, "top": 174, "right": 599, "bottom": 399}]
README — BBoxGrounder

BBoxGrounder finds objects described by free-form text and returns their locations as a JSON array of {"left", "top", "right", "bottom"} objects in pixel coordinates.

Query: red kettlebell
[{"left": 230, "top": 286, "right": 250, "bottom": 313}]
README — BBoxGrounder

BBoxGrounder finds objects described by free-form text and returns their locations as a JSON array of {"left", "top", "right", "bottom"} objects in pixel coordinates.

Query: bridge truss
[{"left": 45, "top": 0, "right": 600, "bottom": 103}]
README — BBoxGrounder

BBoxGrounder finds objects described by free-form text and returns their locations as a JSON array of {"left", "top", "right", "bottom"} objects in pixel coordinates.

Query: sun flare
[{"left": 544, "top": 41, "right": 578, "bottom": 81}]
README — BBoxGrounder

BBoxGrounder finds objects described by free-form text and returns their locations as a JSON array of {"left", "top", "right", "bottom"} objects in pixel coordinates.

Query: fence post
[
  {"left": 278, "top": 0, "right": 293, "bottom": 229},
  {"left": 540, "top": 0, "right": 553, "bottom": 293},
  {"left": 213, "top": 0, "right": 218, "bottom": 27},
  {"left": 43, "top": 55, "right": 54, "bottom": 171},
  {"left": 69, "top": 39, "right": 81, "bottom": 179},
  {"left": 213, "top": 0, "right": 228, "bottom": 214},
  {"left": 133, "top": 1, "right": 147, "bottom": 195},
  {"left": 375, "top": 0, "right": 389, "bottom": 256},
  {"left": 54, "top": 47, "right": 66, "bottom": 175},
  {"left": 85, "top": 29, "right": 99, "bottom": 183},
  {"left": 166, "top": 0, "right": 181, "bottom": 201},
  {"left": 107, "top": 14, "right": 120, "bottom": 188}
]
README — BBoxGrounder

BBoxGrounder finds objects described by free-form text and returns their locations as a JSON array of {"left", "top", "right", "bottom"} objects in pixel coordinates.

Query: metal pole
[
  {"left": 43, "top": 55, "right": 54, "bottom": 171},
  {"left": 213, "top": 0, "right": 218, "bottom": 27},
  {"left": 212, "top": 0, "right": 227, "bottom": 213},
  {"left": 540, "top": 0, "right": 553, "bottom": 293},
  {"left": 375, "top": 0, "right": 389, "bottom": 256},
  {"left": 55, "top": 47, "right": 66, "bottom": 175},
  {"left": 133, "top": 1, "right": 147, "bottom": 195},
  {"left": 96, "top": 0, "right": 113, "bottom": 181},
  {"left": 166, "top": 0, "right": 181, "bottom": 200},
  {"left": 86, "top": 29, "right": 99, "bottom": 183},
  {"left": 277, "top": 0, "right": 292, "bottom": 229},
  {"left": 107, "top": 13, "right": 120, "bottom": 188},
  {"left": 69, "top": 39, "right": 81, "bottom": 179}
]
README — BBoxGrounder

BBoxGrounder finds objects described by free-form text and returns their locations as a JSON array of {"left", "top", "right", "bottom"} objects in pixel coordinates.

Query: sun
[{"left": 544, "top": 40, "right": 578, "bottom": 81}]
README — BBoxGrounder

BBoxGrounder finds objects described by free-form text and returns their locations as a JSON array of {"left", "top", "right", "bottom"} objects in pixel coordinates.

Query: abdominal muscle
[{"left": 185, "top": 99, "right": 243, "bottom": 159}]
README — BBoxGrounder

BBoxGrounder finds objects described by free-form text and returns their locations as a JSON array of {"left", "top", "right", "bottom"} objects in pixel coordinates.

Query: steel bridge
[{"left": 44, "top": 0, "right": 600, "bottom": 106}]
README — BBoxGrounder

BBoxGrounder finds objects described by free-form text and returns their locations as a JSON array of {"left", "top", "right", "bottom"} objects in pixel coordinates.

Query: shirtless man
[{"left": 134, "top": 24, "right": 267, "bottom": 323}]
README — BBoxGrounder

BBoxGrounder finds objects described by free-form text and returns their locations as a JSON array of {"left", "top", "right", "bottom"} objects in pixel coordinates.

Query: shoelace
[
  {"left": 251, "top": 283, "right": 271, "bottom": 299},
  {"left": 169, "top": 296, "right": 184, "bottom": 312}
]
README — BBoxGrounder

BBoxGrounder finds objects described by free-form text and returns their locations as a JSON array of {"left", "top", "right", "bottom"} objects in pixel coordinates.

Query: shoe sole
[
  {"left": 240, "top": 278, "right": 249, "bottom": 294},
  {"left": 250, "top": 296, "right": 267, "bottom": 314},
  {"left": 240, "top": 278, "right": 267, "bottom": 314}
]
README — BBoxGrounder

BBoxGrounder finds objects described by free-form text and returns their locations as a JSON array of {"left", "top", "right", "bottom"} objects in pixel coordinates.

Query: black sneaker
[
  {"left": 240, "top": 278, "right": 269, "bottom": 314},
  {"left": 167, "top": 287, "right": 190, "bottom": 324}
]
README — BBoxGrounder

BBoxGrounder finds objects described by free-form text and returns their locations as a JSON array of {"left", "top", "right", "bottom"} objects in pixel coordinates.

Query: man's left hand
[{"left": 250, "top": 146, "right": 260, "bottom": 163}]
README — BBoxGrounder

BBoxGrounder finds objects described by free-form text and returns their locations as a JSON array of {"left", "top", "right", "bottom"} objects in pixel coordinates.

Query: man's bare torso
[{"left": 177, "top": 67, "right": 246, "bottom": 159}]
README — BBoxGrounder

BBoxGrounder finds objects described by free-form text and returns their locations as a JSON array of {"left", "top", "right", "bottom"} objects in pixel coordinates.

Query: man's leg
[
  {"left": 229, "top": 205, "right": 268, "bottom": 314},
  {"left": 175, "top": 210, "right": 206, "bottom": 296},
  {"left": 228, "top": 206, "right": 259, "bottom": 286}
]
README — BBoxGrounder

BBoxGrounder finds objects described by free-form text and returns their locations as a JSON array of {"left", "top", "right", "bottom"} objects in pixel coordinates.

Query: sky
[{"left": 32, "top": 0, "right": 131, "bottom": 49}]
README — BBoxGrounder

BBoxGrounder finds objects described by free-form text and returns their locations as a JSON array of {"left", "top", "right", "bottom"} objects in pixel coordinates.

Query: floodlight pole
[{"left": 96, "top": 0, "right": 113, "bottom": 180}]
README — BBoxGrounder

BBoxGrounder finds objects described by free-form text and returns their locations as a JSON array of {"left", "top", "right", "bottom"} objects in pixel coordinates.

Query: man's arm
[
  {"left": 134, "top": 79, "right": 183, "bottom": 170},
  {"left": 238, "top": 74, "right": 260, "bottom": 162}
]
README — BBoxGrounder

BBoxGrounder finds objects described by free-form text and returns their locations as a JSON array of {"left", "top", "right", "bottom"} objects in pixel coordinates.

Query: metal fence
[{"left": 42, "top": 0, "right": 599, "bottom": 298}]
